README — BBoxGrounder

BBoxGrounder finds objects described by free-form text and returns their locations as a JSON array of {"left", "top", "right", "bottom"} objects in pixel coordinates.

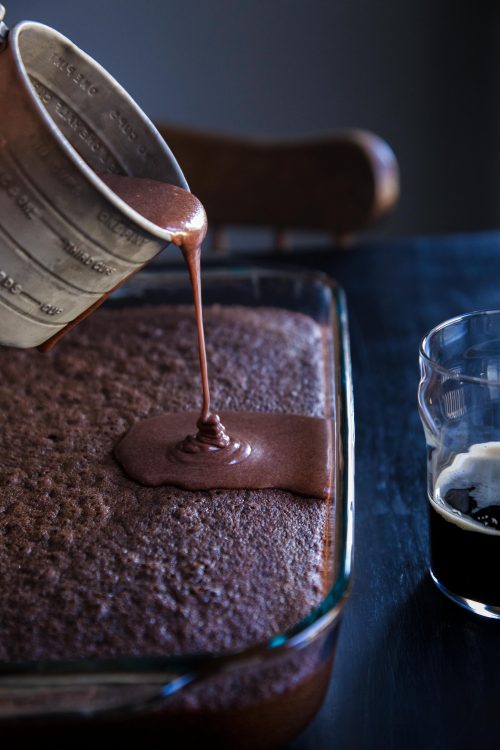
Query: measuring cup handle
[{"left": 0, "top": 5, "right": 9, "bottom": 51}]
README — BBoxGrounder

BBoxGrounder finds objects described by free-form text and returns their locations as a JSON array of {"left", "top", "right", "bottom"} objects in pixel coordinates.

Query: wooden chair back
[{"left": 157, "top": 124, "right": 399, "bottom": 252}]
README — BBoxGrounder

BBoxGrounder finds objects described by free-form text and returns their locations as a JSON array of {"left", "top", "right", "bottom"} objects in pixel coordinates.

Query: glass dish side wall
[{"left": 0, "top": 268, "right": 354, "bottom": 748}]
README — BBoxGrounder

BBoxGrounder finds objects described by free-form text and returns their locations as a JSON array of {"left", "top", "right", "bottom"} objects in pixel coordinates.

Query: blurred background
[{"left": 6, "top": 0, "right": 500, "bottom": 239}]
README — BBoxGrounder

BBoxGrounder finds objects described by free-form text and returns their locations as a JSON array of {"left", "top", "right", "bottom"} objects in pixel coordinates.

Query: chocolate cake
[{"left": 0, "top": 303, "right": 331, "bottom": 664}]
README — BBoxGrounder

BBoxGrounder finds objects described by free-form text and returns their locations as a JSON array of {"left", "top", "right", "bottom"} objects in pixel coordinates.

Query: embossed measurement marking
[
  {"left": 97, "top": 209, "right": 149, "bottom": 247},
  {"left": 0, "top": 230, "right": 94, "bottom": 330},
  {"left": 0, "top": 269, "right": 21, "bottom": 294},
  {"left": 19, "top": 289, "right": 41, "bottom": 306},
  {"left": 27, "top": 134, "right": 83, "bottom": 196},
  {"left": 39, "top": 302, "right": 63, "bottom": 316},
  {"left": 48, "top": 50, "right": 99, "bottom": 96},
  {"left": 0, "top": 288, "right": 64, "bottom": 324},
  {"left": 18, "top": 286, "right": 62, "bottom": 316},
  {"left": 3, "top": 149, "right": 145, "bottom": 266},
  {"left": 0, "top": 168, "right": 41, "bottom": 220},
  {"left": 60, "top": 237, "right": 117, "bottom": 276},
  {"left": 0, "top": 267, "right": 62, "bottom": 315},
  {"left": 109, "top": 109, "right": 152, "bottom": 162},
  {"left": 29, "top": 76, "right": 122, "bottom": 174}
]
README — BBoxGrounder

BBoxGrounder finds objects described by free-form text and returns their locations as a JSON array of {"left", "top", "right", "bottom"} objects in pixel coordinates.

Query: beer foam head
[{"left": 436, "top": 442, "right": 500, "bottom": 509}]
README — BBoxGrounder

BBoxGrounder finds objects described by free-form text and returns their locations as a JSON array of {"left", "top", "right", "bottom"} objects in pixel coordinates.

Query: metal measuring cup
[{"left": 0, "top": 5, "right": 188, "bottom": 348}]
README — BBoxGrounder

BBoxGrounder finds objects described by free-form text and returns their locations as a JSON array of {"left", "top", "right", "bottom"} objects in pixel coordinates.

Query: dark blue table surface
[{"left": 274, "top": 232, "right": 500, "bottom": 750}]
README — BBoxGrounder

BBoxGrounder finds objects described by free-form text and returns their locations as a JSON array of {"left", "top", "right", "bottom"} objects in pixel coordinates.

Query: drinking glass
[{"left": 419, "top": 310, "right": 500, "bottom": 619}]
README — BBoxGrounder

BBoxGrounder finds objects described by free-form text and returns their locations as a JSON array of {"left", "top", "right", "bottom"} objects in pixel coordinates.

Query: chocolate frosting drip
[
  {"left": 180, "top": 412, "right": 231, "bottom": 452},
  {"left": 103, "top": 174, "right": 332, "bottom": 498},
  {"left": 115, "top": 411, "right": 332, "bottom": 499},
  {"left": 100, "top": 173, "right": 220, "bottom": 443},
  {"left": 181, "top": 245, "right": 212, "bottom": 425}
]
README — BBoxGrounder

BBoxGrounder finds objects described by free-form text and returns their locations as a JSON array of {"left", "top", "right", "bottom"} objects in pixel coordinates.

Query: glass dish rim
[
  {"left": 0, "top": 265, "right": 354, "bottom": 706},
  {"left": 420, "top": 308, "right": 500, "bottom": 387}
]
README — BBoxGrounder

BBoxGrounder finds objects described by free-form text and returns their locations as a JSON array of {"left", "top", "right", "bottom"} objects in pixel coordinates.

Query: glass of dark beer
[{"left": 419, "top": 310, "right": 500, "bottom": 619}]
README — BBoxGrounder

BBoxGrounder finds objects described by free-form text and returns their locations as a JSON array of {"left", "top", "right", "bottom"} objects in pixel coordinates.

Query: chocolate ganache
[{"left": 99, "top": 174, "right": 333, "bottom": 500}]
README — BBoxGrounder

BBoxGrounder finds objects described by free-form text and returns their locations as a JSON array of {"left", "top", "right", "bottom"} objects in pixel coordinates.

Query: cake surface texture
[{"left": 0, "top": 303, "right": 330, "bottom": 662}]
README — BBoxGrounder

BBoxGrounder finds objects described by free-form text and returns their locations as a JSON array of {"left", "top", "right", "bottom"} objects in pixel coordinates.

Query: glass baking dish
[{"left": 0, "top": 266, "right": 354, "bottom": 748}]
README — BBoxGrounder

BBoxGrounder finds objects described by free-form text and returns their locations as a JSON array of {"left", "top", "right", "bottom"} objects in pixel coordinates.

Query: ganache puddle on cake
[{"left": 99, "top": 174, "right": 333, "bottom": 500}]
